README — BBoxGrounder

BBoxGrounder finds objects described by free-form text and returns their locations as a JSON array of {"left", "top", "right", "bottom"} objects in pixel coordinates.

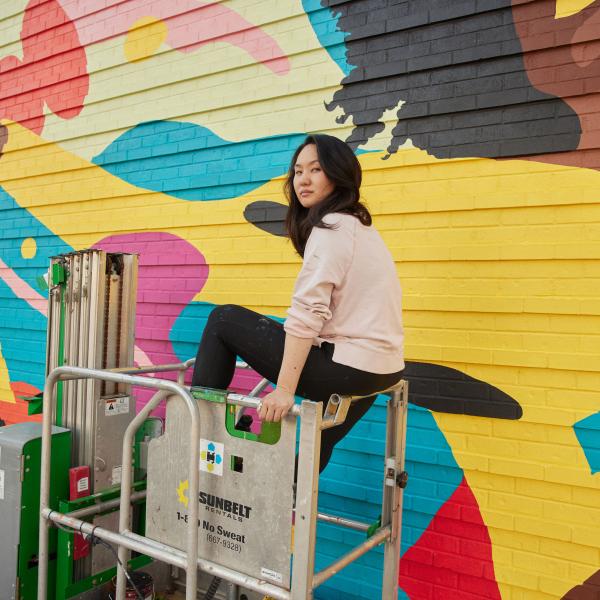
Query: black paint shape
[
  {"left": 321, "top": 0, "right": 581, "bottom": 159},
  {"left": 403, "top": 362, "right": 522, "bottom": 419},
  {"left": 244, "top": 201, "right": 288, "bottom": 236}
]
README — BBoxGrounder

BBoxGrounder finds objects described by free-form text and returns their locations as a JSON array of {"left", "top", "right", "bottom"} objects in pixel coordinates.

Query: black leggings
[{"left": 191, "top": 304, "right": 403, "bottom": 473}]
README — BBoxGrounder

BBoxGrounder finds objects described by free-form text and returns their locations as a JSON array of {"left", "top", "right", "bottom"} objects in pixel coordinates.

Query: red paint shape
[
  {"left": 0, "top": 0, "right": 88, "bottom": 134},
  {"left": 60, "top": 0, "right": 290, "bottom": 75},
  {"left": 0, "top": 382, "right": 43, "bottom": 425},
  {"left": 399, "top": 477, "right": 501, "bottom": 600}
]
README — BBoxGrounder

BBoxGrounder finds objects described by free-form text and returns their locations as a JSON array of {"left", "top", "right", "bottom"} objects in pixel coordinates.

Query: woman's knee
[{"left": 207, "top": 303, "right": 241, "bottom": 324}]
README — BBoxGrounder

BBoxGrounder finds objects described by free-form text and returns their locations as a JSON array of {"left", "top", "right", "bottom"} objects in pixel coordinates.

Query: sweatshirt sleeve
[{"left": 284, "top": 216, "right": 355, "bottom": 339}]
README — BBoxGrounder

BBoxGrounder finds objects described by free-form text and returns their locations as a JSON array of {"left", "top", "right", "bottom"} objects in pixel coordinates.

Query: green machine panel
[{"left": 0, "top": 422, "right": 71, "bottom": 600}]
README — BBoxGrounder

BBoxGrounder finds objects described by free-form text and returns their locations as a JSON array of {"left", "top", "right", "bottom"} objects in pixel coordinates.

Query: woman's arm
[
  {"left": 259, "top": 217, "right": 354, "bottom": 421},
  {"left": 258, "top": 333, "right": 313, "bottom": 422}
]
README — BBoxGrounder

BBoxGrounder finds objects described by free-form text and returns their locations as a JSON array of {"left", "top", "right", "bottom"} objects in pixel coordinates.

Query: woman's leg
[
  {"left": 191, "top": 304, "right": 403, "bottom": 472},
  {"left": 191, "top": 304, "right": 286, "bottom": 388}
]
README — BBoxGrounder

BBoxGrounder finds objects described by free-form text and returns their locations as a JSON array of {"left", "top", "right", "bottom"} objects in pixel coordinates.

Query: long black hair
[{"left": 284, "top": 134, "right": 371, "bottom": 256}]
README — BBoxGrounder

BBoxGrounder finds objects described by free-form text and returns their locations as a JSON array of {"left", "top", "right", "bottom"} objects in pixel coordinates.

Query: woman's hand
[{"left": 258, "top": 387, "right": 295, "bottom": 422}]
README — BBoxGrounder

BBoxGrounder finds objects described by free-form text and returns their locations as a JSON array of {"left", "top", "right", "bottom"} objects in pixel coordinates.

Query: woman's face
[{"left": 293, "top": 144, "right": 335, "bottom": 208}]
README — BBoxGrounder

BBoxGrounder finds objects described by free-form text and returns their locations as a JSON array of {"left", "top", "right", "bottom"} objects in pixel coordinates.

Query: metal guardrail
[{"left": 38, "top": 359, "right": 407, "bottom": 600}]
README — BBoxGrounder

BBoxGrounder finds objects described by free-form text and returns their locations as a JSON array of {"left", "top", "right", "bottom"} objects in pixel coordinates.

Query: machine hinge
[
  {"left": 396, "top": 471, "right": 408, "bottom": 488},
  {"left": 20, "top": 454, "right": 25, "bottom": 482},
  {"left": 385, "top": 458, "right": 408, "bottom": 489}
]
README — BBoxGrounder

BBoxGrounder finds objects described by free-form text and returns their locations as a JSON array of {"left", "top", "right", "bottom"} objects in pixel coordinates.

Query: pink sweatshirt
[{"left": 284, "top": 212, "right": 404, "bottom": 374}]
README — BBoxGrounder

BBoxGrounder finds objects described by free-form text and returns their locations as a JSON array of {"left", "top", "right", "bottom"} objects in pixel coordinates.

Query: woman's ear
[{"left": 244, "top": 200, "right": 288, "bottom": 237}]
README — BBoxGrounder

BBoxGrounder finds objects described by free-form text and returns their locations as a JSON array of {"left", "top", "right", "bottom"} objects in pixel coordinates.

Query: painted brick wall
[{"left": 0, "top": 1, "right": 599, "bottom": 599}]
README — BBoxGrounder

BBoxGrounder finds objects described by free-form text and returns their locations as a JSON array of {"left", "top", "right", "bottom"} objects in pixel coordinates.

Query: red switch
[{"left": 69, "top": 466, "right": 91, "bottom": 560}]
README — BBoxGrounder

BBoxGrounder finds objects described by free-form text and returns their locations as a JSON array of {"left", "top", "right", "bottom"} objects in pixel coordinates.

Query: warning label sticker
[
  {"left": 111, "top": 466, "right": 122, "bottom": 485},
  {"left": 105, "top": 396, "right": 129, "bottom": 416},
  {"left": 260, "top": 566, "right": 283, "bottom": 584},
  {"left": 77, "top": 476, "right": 89, "bottom": 493}
]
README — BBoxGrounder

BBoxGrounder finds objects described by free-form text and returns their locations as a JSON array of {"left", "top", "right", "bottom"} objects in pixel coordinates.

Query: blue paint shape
[
  {"left": 0, "top": 187, "right": 73, "bottom": 390},
  {"left": 315, "top": 403, "right": 461, "bottom": 599},
  {"left": 302, "top": 0, "right": 351, "bottom": 76},
  {"left": 170, "top": 301, "right": 219, "bottom": 361},
  {"left": 0, "top": 187, "right": 72, "bottom": 293},
  {"left": 93, "top": 122, "right": 307, "bottom": 202},
  {"left": 0, "top": 278, "right": 48, "bottom": 390},
  {"left": 574, "top": 412, "right": 600, "bottom": 474},
  {"left": 169, "top": 300, "right": 285, "bottom": 362},
  {"left": 93, "top": 122, "right": 375, "bottom": 203}
]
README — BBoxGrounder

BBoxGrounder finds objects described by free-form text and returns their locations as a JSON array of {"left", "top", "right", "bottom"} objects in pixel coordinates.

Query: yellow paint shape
[
  {"left": 0, "top": 342, "right": 15, "bottom": 404},
  {"left": 555, "top": 0, "right": 595, "bottom": 18},
  {"left": 435, "top": 409, "right": 600, "bottom": 600},
  {"left": 1, "top": 120, "right": 600, "bottom": 596},
  {"left": 124, "top": 16, "right": 168, "bottom": 63},
  {"left": 20, "top": 237, "right": 37, "bottom": 259}
]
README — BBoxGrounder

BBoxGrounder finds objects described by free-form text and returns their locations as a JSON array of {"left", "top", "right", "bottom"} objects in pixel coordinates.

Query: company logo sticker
[{"left": 200, "top": 439, "right": 224, "bottom": 476}]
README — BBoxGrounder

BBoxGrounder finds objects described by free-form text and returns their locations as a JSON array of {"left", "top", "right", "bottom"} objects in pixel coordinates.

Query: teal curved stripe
[
  {"left": 302, "top": 0, "right": 351, "bottom": 76},
  {"left": 574, "top": 413, "right": 600, "bottom": 474},
  {"left": 92, "top": 121, "right": 307, "bottom": 201},
  {"left": 92, "top": 122, "right": 375, "bottom": 202}
]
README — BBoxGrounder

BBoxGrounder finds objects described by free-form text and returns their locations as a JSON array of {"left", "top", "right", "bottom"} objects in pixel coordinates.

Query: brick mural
[{"left": 0, "top": 1, "right": 598, "bottom": 598}]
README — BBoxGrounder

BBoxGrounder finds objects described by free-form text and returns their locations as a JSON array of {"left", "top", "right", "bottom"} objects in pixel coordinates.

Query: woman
[{"left": 191, "top": 134, "right": 404, "bottom": 472}]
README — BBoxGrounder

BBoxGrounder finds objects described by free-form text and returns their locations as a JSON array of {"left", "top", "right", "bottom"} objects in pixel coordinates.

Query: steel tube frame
[
  {"left": 66, "top": 490, "right": 147, "bottom": 520},
  {"left": 120, "top": 531, "right": 291, "bottom": 600},
  {"left": 291, "top": 400, "right": 322, "bottom": 599},
  {"left": 38, "top": 366, "right": 202, "bottom": 600},
  {"left": 382, "top": 382, "right": 409, "bottom": 599},
  {"left": 39, "top": 360, "right": 407, "bottom": 600},
  {"left": 312, "top": 526, "right": 391, "bottom": 588},
  {"left": 42, "top": 508, "right": 290, "bottom": 600},
  {"left": 44, "top": 511, "right": 290, "bottom": 599},
  {"left": 116, "top": 389, "right": 169, "bottom": 599},
  {"left": 67, "top": 494, "right": 370, "bottom": 535},
  {"left": 315, "top": 512, "right": 370, "bottom": 532}
]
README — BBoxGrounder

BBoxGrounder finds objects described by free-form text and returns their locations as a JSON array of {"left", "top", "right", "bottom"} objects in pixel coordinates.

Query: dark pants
[{"left": 192, "top": 304, "right": 403, "bottom": 473}]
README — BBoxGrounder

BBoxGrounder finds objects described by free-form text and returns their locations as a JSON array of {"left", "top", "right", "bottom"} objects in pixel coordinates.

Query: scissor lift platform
[{"left": 37, "top": 362, "right": 408, "bottom": 600}]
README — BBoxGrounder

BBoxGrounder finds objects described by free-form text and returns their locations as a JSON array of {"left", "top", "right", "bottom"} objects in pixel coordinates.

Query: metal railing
[{"left": 38, "top": 359, "right": 407, "bottom": 600}]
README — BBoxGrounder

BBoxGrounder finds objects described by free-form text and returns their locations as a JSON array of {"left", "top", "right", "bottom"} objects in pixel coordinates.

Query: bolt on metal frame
[{"left": 38, "top": 359, "right": 408, "bottom": 600}]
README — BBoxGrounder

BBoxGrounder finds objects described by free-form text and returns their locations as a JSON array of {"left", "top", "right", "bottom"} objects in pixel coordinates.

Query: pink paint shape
[
  {"left": 94, "top": 232, "right": 270, "bottom": 419},
  {"left": 59, "top": 0, "right": 290, "bottom": 75},
  {"left": 0, "top": 0, "right": 88, "bottom": 134},
  {"left": 94, "top": 232, "right": 210, "bottom": 416},
  {"left": 0, "top": 258, "right": 48, "bottom": 315},
  {"left": 399, "top": 477, "right": 501, "bottom": 600}
]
